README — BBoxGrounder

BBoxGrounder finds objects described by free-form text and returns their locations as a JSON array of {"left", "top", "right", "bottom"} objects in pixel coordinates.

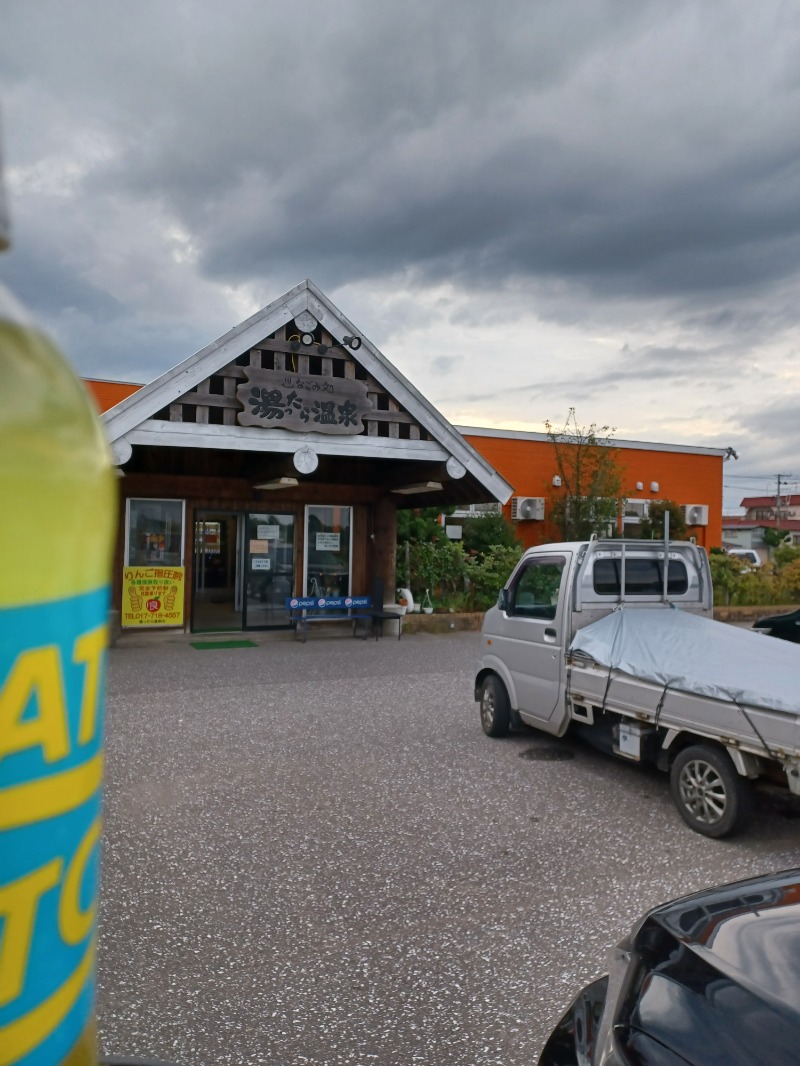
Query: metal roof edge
[{"left": 456, "top": 425, "right": 727, "bottom": 458}]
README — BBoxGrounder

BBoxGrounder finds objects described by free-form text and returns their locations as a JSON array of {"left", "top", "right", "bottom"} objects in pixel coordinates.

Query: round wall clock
[{"left": 293, "top": 446, "right": 319, "bottom": 474}]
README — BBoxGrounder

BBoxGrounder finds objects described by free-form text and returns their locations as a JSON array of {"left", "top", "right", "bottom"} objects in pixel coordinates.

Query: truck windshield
[{"left": 593, "top": 558, "right": 689, "bottom": 597}]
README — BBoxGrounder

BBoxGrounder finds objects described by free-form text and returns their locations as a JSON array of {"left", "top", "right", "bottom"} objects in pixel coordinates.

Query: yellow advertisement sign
[{"left": 122, "top": 566, "right": 185, "bottom": 627}]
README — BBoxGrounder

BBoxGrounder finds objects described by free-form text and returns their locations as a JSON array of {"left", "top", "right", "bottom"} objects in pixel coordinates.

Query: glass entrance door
[
  {"left": 305, "top": 505, "right": 352, "bottom": 597},
  {"left": 192, "top": 512, "right": 243, "bottom": 631},
  {"left": 244, "top": 512, "right": 296, "bottom": 629}
]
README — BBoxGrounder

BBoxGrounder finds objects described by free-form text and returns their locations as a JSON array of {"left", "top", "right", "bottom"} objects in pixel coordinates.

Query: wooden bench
[{"left": 285, "top": 595, "right": 375, "bottom": 642}]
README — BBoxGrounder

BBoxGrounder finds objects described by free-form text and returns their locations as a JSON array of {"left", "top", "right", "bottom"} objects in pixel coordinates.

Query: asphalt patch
[{"left": 519, "top": 745, "right": 575, "bottom": 762}]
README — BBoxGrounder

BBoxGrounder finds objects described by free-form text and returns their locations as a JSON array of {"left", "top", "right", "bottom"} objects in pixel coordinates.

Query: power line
[{"left": 724, "top": 473, "right": 800, "bottom": 480}]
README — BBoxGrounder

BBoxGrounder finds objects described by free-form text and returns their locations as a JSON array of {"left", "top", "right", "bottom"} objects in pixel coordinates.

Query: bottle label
[{"left": 0, "top": 587, "right": 109, "bottom": 1066}]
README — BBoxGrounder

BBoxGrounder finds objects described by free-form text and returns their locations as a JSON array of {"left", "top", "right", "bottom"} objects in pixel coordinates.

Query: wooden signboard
[{"left": 236, "top": 367, "right": 373, "bottom": 434}]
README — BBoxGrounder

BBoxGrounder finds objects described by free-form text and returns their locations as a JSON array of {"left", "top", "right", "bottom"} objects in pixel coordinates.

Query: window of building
[
  {"left": 304, "top": 505, "right": 352, "bottom": 597},
  {"left": 126, "top": 499, "right": 185, "bottom": 566}
]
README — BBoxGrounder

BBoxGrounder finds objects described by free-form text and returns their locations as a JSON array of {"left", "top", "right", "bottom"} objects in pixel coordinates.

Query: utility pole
[{"left": 775, "top": 474, "right": 791, "bottom": 529}]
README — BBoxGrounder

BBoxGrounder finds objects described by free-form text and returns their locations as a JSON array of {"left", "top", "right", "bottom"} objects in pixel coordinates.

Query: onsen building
[{"left": 96, "top": 279, "right": 513, "bottom": 634}]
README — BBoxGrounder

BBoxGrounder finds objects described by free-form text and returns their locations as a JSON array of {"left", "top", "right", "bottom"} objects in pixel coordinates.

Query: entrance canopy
[{"left": 103, "top": 279, "right": 511, "bottom": 509}]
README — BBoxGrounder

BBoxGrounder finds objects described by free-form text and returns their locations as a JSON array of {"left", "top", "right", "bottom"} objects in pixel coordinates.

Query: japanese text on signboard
[
  {"left": 122, "top": 567, "right": 185, "bottom": 627},
  {"left": 236, "top": 367, "right": 373, "bottom": 434}
]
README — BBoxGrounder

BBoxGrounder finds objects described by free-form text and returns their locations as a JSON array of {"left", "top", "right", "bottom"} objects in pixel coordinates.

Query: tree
[
  {"left": 639, "top": 500, "right": 687, "bottom": 540},
  {"left": 763, "top": 526, "right": 792, "bottom": 549},
  {"left": 545, "top": 409, "right": 625, "bottom": 541},
  {"left": 396, "top": 506, "right": 454, "bottom": 545},
  {"left": 708, "top": 551, "right": 747, "bottom": 606},
  {"left": 461, "top": 512, "right": 521, "bottom": 560}
]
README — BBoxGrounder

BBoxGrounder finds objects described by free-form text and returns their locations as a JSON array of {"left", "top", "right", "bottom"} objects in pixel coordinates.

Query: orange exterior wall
[
  {"left": 83, "top": 378, "right": 142, "bottom": 413},
  {"left": 463, "top": 433, "right": 723, "bottom": 550}
]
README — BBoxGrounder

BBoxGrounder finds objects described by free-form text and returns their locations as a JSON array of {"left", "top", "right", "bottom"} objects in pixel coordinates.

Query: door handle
[{"left": 544, "top": 627, "right": 557, "bottom": 642}]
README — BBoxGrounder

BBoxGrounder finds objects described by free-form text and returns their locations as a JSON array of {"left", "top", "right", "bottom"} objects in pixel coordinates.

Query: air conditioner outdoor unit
[
  {"left": 682, "top": 504, "right": 709, "bottom": 526},
  {"left": 511, "top": 496, "right": 545, "bottom": 521}
]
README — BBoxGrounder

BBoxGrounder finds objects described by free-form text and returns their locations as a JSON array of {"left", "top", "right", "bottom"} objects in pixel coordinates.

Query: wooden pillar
[{"left": 373, "top": 496, "right": 397, "bottom": 600}]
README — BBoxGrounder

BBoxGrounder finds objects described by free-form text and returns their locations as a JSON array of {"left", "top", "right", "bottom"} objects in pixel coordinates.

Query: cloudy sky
[{"left": 2, "top": 1, "right": 800, "bottom": 510}]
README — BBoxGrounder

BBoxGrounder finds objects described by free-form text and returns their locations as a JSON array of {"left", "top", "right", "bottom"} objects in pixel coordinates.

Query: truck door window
[
  {"left": 508, "top": 555, "right": 566, "bottom": 619},
  {"left": 593, "top": 558, "right": 689, "bottom": 596}
]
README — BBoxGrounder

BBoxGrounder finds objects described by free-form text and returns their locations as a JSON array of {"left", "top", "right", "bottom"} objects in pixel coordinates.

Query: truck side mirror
[{"left": 498, "top": 588, "right": 508, "bottom": 612}]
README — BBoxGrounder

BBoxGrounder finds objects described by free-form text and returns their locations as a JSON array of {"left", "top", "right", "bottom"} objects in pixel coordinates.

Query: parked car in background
[
  {"left": 539, "top": 867, "right": 800, "bottom": 1066},
  {"left": 753, "top": 607, "right": 800, "bottom": 643},
  {"left": 727, "top": 547, "right": 762, "bottom": 568}
]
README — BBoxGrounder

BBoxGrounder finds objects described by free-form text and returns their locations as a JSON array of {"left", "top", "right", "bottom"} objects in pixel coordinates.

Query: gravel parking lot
[{"left": 98, "top": 631, "right": 800, "bottom": 1066}]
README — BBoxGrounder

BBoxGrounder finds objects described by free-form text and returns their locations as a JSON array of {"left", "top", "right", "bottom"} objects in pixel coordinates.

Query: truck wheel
[
  {"left": 670, "top": 744, "right": 752, "bottom": 838},
  {"left": 480, "top": 675, "right": 511, "bottom": 738}
]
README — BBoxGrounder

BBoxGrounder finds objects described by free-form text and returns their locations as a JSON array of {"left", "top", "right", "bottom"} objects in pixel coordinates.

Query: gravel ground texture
[{"left": 97, "top": 630, "right": 800, "bottom": 1066}]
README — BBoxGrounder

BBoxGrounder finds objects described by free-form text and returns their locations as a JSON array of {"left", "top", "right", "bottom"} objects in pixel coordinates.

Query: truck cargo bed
[{"left": 568, "top": 609, "right": 800, "bottom": 766}]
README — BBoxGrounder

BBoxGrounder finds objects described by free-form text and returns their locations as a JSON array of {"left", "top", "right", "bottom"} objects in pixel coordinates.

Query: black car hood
[
  {"left": 753, "top": 608, "right": 800, "bottom": 627},
  {"left": 646, "top": 867, "right": 800, "bottom": 1014},
  {"left": 619, "top": 869, "right": 800, "bottom": 1065}
]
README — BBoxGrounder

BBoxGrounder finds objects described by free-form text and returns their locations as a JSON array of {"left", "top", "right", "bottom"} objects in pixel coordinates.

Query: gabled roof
[
  {"left": 102, "top": 279, "right": 512, "bottom": 504},
  {"left": 741, "top": 495, "right": 800, "bottom": 508}
]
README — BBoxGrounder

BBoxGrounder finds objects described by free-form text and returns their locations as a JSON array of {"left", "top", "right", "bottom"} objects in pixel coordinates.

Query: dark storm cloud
[
  {"left": 0, "top": 242, "right": 121, "bottom": 322},
  {"left": 6, "top": 2, "right": 800, "bottom": 299},
  {"left": 2, "top": 0, "right": 800, "bottom": 398}
]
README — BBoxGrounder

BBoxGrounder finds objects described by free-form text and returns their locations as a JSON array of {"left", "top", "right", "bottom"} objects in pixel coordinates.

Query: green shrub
[
  {"left": 401, "top": 540, "right": 466, "bottom": 604},
  {"left": 773, "top": 545, "right": 800, "bottom": 569},
  {"left": 395, "top": 539, "right": 523, "bottom": 612},
  {"left": 461, "top": 513, "right": 521, "bottom": 560},
  {"left": 709, "top": 550, "right": 800, "bottom": 607},
  {"left": 465, "top": 545, "right": 523, "bottom": 611},
  {"left": 777, "top": 558, "right": 800, "bottom": 601}
]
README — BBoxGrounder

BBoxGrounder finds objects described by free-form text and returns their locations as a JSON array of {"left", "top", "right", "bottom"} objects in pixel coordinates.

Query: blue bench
[{"left": 285, "top": 595, "right": 375, "bottom": 642}]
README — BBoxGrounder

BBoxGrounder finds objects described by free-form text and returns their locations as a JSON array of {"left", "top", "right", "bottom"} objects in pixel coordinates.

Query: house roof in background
[
  {"left": 723, "top": 515, "right": 800, "bottom": 530},
  {"left": 740, "top": 495, "right": 800, "bottom": 508}
]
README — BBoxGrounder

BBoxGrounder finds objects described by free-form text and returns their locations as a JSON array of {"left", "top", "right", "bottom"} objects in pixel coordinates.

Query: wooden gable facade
[{"left": 103, "top": 279, "right": 511, "bottom": 634}]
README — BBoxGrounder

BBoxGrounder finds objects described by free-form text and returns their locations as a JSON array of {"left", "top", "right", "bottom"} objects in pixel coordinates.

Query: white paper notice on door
[
  {"left": 257, "top": 524, "right": 280, "bottom": 540},
  {"left": 251, "top": 557, "right": 271, "bottom": 570},
  {"left": 316, "top": 533, "right": 340, "bottom": 551}
]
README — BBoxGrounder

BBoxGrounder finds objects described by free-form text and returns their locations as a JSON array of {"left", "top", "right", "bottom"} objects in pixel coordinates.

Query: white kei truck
[{"left": 475, "top": 537, "right": 800, "bottom": 837}]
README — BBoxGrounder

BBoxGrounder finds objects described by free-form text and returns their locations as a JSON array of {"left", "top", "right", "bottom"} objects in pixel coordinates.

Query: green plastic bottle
[{"left": 0, "top": 134, "right": 117, "bottom": 1064}]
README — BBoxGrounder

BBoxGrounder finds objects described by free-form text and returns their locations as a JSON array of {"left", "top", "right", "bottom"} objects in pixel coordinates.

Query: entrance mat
[{"left": 190, "top": 639, "right": 258, "bottom": 650}]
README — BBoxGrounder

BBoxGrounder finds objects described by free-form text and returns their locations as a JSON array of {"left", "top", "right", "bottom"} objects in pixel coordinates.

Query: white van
[{"left": 727, "top": 548, "right": 762, "bottom": 569}]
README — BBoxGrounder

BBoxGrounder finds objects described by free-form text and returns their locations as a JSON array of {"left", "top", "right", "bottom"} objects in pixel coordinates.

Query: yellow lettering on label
[
  {"left": 0, "top": 647, "right": 68, "bottom": 762},
  {"left": 0, "top": 754, "right": 103, "bottom": 830},
  {"left": 0, "top": 938, "right": 95, "bottom": 1066},
  {"left": 58, "top": 818, "right": 100, "bottom": 945},
  {"left": 73, "top": 625, "right": 108, "bottom": 745},
  {"left": 0, "top": 860, "right": 62, "bottom": 1007}
]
